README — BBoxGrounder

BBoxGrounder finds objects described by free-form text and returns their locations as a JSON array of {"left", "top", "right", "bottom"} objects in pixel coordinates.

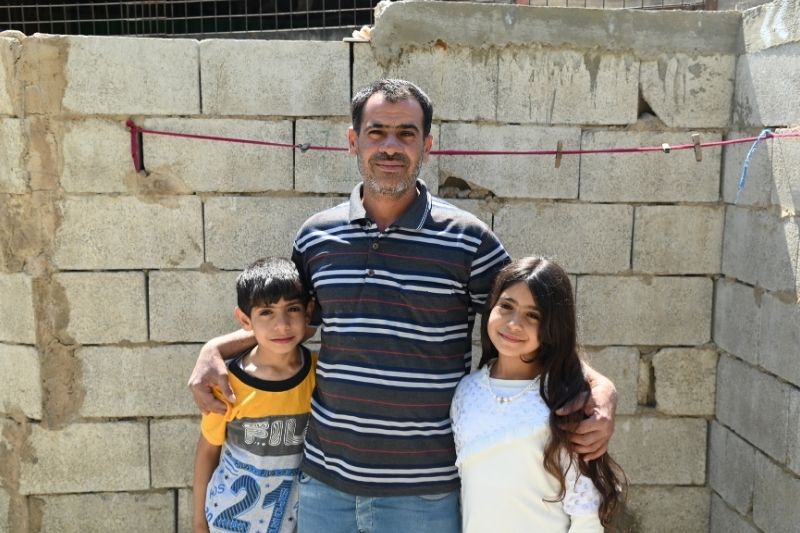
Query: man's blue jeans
[{"left": 297, "top": 472, "right": 460, "bottom": 533}]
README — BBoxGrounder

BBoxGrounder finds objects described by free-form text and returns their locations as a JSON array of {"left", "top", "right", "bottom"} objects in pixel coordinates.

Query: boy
[{"left": 193, "top": 257, "right": 315, "bottom": 533}]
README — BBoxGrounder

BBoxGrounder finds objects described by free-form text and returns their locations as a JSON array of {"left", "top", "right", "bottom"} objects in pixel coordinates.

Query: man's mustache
[{"left": 370, "top": 153, "right": 409, "bottom": 164}]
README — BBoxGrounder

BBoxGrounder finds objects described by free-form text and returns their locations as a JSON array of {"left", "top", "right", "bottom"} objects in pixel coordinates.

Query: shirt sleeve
[
  {"left": 200, "top": 388, "right": 235, "bottom": 446},
  {"left": 563, "top": 460, "right": 603, "bottom": 533},
  {"left": 467, "top": 229, "right": 510, "bottom": 313},
  {"left": 291, "top": 230, "right": 321, "bottom": 327}
]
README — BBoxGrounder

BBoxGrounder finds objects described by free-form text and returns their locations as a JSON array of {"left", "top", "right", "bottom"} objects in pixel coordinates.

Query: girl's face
[{"left": 487, "top": 281, "right": 541, "bottom": 362}]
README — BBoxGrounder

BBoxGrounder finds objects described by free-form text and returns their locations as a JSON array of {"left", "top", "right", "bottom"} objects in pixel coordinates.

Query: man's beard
[{"left": 358, "top": 152, "right": 423, "bottom": 198}]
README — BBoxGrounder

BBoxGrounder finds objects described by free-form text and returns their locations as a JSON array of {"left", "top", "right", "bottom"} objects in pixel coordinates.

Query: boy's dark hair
[
  {"left": 236, "top": 257, "right": 309, "bottom": 316},
  {"left": 351, "top": 79, "right": 434, "bottom": 137}
]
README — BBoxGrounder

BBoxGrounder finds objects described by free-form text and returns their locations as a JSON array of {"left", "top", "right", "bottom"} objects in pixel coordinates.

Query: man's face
[{"left": 348, "top": 93, "right": 433, "bottom": 199}]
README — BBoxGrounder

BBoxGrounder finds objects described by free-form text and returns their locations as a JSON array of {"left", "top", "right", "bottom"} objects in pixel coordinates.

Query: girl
[{"left": 451, "top": 257, "right": 624, "bottom": 532}]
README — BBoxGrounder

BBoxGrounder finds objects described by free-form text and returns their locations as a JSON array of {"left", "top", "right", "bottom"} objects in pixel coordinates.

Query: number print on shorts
[{"left": 212, "top": 475, "right": 295, "bottom": 533}]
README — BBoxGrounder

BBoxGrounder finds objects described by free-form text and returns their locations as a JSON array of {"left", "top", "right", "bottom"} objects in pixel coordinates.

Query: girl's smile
[{"left": 487, "top": 281, "right": 542, "bottom": 378}]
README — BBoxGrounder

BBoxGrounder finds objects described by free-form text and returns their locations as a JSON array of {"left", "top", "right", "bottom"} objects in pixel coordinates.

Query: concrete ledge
[{"left": 370, "top": 2, "right": 741, "bottom": 60}]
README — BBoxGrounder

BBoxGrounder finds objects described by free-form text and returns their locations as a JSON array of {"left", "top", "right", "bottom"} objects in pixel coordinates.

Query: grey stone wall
[
  {"left": 0, "top": 1, "right": 797, "bottom": 531},
  {"left": 710, "top": 1, "right": 800, "bottom": 532}
]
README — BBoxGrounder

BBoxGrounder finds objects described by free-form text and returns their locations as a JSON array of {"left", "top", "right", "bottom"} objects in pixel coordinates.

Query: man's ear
[
  {"left": 422, "top": 134, "right": 433, "bottom": 162},
  {"left": 347, "top": 126, "right": 358, "bottom": 155},
  {"left": 234, "top": 307, "right": 253, "bottom": 331},
  {"left": 305, "top": 300, "right": 315, "bottom": 323}
]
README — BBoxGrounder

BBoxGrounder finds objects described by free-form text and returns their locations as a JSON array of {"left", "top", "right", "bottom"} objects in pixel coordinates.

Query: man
[{"left": 189, "top": 79, "right": 617, "bottom": 532}]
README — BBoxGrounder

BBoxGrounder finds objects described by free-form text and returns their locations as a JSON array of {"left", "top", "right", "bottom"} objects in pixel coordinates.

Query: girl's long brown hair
[{"left": 478, "top": 257, "right": 626, "bottom": 527}]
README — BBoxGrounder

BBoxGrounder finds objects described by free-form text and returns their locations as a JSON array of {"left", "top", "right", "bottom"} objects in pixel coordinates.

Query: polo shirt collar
[{"left": 348, "top": 179, "right": 432, "bottom": 231}]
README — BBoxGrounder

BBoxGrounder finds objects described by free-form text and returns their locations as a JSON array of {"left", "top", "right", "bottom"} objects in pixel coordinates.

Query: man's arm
[
  {"left": 193, "top": 434, "right": 221, "bottom": 533},
  {"left": 556, "top": 361, "right": 617, "bottom": 461},
  {"left": 188, "top": 329, "right": 256, "bottom": 414}
]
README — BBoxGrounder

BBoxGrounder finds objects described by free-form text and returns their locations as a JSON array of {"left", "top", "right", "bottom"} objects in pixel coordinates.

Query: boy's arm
[
  {"left": 188, "top": 329, "right": 257, "bottom": 414},
  {"left": 193, "top": 434, "right": 221, "bottom": 533},
  {"left": 556, "top": 361, "right": 617, "bottom": 461}
]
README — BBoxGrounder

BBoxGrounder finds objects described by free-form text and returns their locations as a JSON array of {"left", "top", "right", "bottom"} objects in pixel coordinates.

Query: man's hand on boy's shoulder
[{"left": 188, "top": 342, "right": 236, "bottom": 415}]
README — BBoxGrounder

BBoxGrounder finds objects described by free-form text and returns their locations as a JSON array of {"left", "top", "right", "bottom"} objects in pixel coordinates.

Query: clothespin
[
  {"left": 554, "top": 140, "right": 563, "bottom": 168},
  {"left": 691, "top": 133, "right": 702, "bottom": 162},
  {"left": 661, "top": 143, "right": 671, "bottom": 154},
  {"left": 298, "top": 143, "right": 311, "bottom": 153}
]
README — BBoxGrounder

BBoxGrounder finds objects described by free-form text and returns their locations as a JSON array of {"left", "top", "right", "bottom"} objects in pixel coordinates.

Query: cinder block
[
  {"left": 0, "top": 273, "right": 36, "bottom": 344},
  {"left": 0, "top": 119, "right": 26, "bottom": 193},
  {"left": 36, "top": 492, "right": 174, "bottom": 533},
  {"left": 201, "top": 40, "right": 348, "bottom": 116},
  {"left": 149, "top": 271, "right": 240, "bottom": 342},
  {"left": 54, "top": 196, "right": 203, "bottom": 270},
  {"left": 771, "top": 128, "right": 800, "bottom": 214},
  {"left": 721, "top": 130, "right": 773, "bottom": 207},
  {"left": 447, "top": 199, "right": 493, "bottom": 228},
  {"left": 0, "top": 37, "right": 19, "bottom": 115},
  {"left": 78, "top": 345, "right": 199, "bottom": 417},
  {"left": 713, "top": 279, "right": 760, "bottom": 365},
  {"left": 734, "top": 42, "right": 800, "bottom": 127},
  {"left": 760, "top": 292, "right": 800, "bottom": 387},
  {"left": 577, "top": 276, "right": 712, "bottom": 345},
  {"left": 151, "top": 418, "right": 198, "bottom": 488},
  {"left": 579, "top": 130, "right": 721, "bottom": 202},
  {"left": 354, "top": 45, "right": 497, "bottom": 122},
  {"left": 295, "top": 119, "right": 439, "bottom": 195},
  {"left": 56, "top": 272, "right": 147, "bottom": 344},
  {"left": 716, "top": 355, "right": 791, "bottom": 462},
  {"left": 0, "top": 487, "right": 9, "bottom": 533},
  {"left": 624, "top": 486, "right": 709, "bottom": 533},
  {"left": 0, "top": 344, "right": 41, "bottom": 420},
  {"left": 19, "top": 421, "right": 149, "bottom": 494},
  {"left": 610, "top": 416, "right": 706, "bottom": 485},
  {"left": 633, "top": 206, "right": 724, "bottom": 274},
  {"left": 205, "top": 196, "right": 344, "bottom": 270},
  {"left": 640, "top": 54, "right": 735, "bottom": 128},
  {"left": 58, "top": 35, "right": 199, "bottom": 115},
  {"left": 709, "top": 421, "right": 756, "bottom": 513},
  {"left": 497, "top": 49, "right": 638, "bottom": 125},
  {"left": 753, "top": 452, "right": 800, "bottom": 533},
  {"left": 61, "top": 120, "right": 134, "bottom": 193},
  {"left": 438, "top": 123, "right": 580, "bottom": 199},
  {"left": 652, "top": 348, "right": 717, "bottom": 416},
  {"left": 710, "top": 494, "right": 759, "bottom": 533},
  {"left": 583, "top": 347, "right": 639, "bottom": 415},
  {"left": 177, "top": 488, "right": 193, "bottom": 533},
  {"left": 789, "top": 389, "right": 800, "bottom": 476},
  {"left": 741, "top": 0, "right": 800, "bottom": 53},
  {"left": 142, "top": 118, "right": 293, "bottom": 193},
  {"left": 494, "top": 203, "right": 632, "bottom": 273},
  {"left": 722, "top": 206, "right": 800, "bottom": 294}
]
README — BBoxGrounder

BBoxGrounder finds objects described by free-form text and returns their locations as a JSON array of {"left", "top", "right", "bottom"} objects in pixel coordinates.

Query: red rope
[{"left": 124, "top": 120, "right": 799, "bottom": 172}]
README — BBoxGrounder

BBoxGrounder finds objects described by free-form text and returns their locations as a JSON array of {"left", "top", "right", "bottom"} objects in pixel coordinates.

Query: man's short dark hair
[
  {"left": 351, "top": 79, "right": 433, "bottom": 137},
  {"left": 236, "top": 257, "right": 309, "bottom": 316}
]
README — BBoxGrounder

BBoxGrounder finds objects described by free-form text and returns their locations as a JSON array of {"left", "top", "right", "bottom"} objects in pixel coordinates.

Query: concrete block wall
[
  {"left": 710, "top": 1, "right": 800, "bottom": 531},
  {"left": 0, "top": 1, "right": 794, "bottom": 531}
]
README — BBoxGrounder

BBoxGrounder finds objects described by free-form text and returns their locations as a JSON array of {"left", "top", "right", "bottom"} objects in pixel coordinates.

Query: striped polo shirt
[{"left": 291, "top": 179, "right": 510, "bottom": 496}]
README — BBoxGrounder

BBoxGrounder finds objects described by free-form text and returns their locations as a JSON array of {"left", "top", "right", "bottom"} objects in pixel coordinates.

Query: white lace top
[{"left": 451, "top": 365, "right": 602, "bottom": 533}]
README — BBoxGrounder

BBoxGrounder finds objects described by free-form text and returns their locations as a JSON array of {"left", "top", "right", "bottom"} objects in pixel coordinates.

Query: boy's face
[{"left": 235, "top": 297, "right": 310, "bottom": 358}]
